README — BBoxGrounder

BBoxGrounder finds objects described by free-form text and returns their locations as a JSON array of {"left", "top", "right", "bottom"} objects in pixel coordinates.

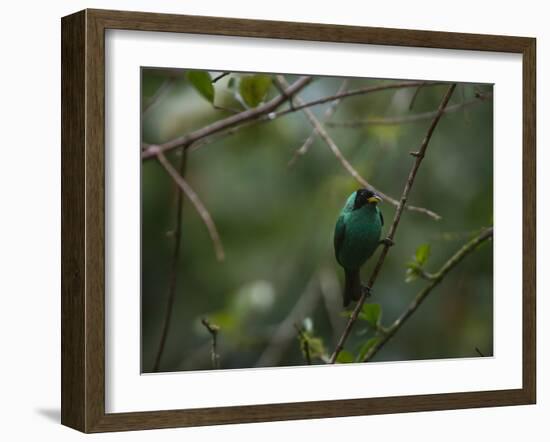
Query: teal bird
[{"left": 334, "top": 189, "right": 384, "bottom": 307}]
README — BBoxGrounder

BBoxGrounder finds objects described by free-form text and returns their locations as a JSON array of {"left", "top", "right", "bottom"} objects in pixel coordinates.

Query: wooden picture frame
[{"left": 61, "top": 8, "right": 536, "bottom": 433}]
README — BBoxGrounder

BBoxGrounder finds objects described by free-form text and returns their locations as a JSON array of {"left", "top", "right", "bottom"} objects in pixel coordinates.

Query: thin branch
[
  {"left": 152, "top": 150, "right": 187, "bottom": 372},
  {"left": 294, "top": 324, "right": 312, "bottom": 365},
  {"left": 303, "top": 339, "right": 312, "bottom": 365},
  {"left": 288, "top": 79, "right": 349, "bottom": 167},
  {"left": 155, "top": 149, "right": 225, "bottom": 261},
  {"left": 363, "top": 227, "right": 493, "bottom": 362},
  {"left": 418, "top": 268, "right": 437, "bottom": 280},
  {"left": 277, "top": 76, "right": 441, "bottom": 221},
  {"left": 142, "top": 76, "right": 313, "bottom": 160},
  {"left": 212, "top": 72, "right": 230, "bottom": 83},
  {"left": 408, "top": 84, "right": 425, "bottom": 110},
  {"left": 201, "top": 318, "right": 221, "bottom": 369},
  {"left": 329, "top": 83, "right": 457, "bottom": 364},
  {"left": 213, "top": 104, "right": 244, "bottom": 114},
  {"left": 272, "top": 81, "right": 447, "bottom": 120},
  {"left": 327, "top": 94, "right": 492, "bottom": 128}
]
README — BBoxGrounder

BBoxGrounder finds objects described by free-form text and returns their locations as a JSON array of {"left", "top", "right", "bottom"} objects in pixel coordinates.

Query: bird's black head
[{"left": 353, "top": 189, "right": 382, "bottom": 210}]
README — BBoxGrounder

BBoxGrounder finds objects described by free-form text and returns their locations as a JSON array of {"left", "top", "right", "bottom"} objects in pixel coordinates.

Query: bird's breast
[{"left": 338, "top": 208, "right": 382, "bottom": 268}]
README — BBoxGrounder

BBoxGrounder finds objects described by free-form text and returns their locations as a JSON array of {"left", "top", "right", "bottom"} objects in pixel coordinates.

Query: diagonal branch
[
  {"left": 329, "top": 83, "right": 457, "bottom": 364},
  {"left": 363, "top": 227, "right": 493, "bottom": 362},
  {"left": 287, "top": 79, "right": 349, "bottom": 167},
  {"left": 142, "top": 76, "right": 313, "bottom": 160},
  {"left": 155, "top": 149, "right": 225, "bottom": 261},
  {"left": 277, "top": 76, "right": 441, "bottom": 221},
  {"left": 212, "top": 72, "right": 230, "bottom": 83}
]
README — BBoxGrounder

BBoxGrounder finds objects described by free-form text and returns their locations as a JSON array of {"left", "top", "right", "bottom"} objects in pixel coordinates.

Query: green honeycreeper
[{"left": 334, "top": 189, "right": 384, "bottom": 307}]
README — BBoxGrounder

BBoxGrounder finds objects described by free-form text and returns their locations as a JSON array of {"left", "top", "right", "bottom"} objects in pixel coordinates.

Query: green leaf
[
  {"left": 415, "top": 243, "right": 431, "bottom": 266},
  {"left": 361, "top": 303, "right": 382, "bottom": 328},
  {"left": 239, "top": 74, "right": 272, "bottom": 107},
  {"left": 356, "top": 337, "right": 381, "bottom": 362},
  {"left": 406, "top": 260, "right": 419, "bottom": 269},
  {"left": 186, "top": 70, "right": 215, "bottom": 103},
  {"left": 336, "top": 350, "right": 354, "bottom": 364},
  {"left": 305, "top": 335, "right": 326, "bottom": 359}
]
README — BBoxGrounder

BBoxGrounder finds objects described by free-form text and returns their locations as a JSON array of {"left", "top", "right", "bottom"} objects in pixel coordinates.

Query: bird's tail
[{"left": 343, "top": 268, "right": 362, "bottom": 308}]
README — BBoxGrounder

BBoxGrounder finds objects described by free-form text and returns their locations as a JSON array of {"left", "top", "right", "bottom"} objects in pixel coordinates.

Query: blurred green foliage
[
  {"left": 186, "top": 71, "right": 214, "bottom": 103},
  {"left": 141, "top": 68, "right": 493, "bottom": 373}
]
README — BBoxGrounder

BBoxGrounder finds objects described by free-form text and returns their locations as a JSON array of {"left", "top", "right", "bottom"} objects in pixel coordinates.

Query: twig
[
  {"left": 408, "top": 84, "right": 425, "bottom": 110},
  {"left": 201, "top": 318, "right": 220, "bottom": 369},
  {"left": 152, "top": 150, "right": 187, "bottom": 372},
  {"left": 294, "top": 324, "right": 312, "bottom": 365},
  {"left": 212, "top": 72, "right": 230, "bottom": 83},
  {"left": 327, "top": 94, "right": 492, "bottom": 128},
  {"left": 213, "top": 104, "right": 243, "bottom": 114},
  {"left": 363, "top": 227, "right": 493, "bottom": 362},
  {"left": 287, "top": 79, "right": 349, "bottom": 167},
  {"left": 273, "top": 78, "right": 296, "bottom": 110},
  {"left": 418, "top": 269, "right": 437, "bottom": 280},
  {"left": 142, "top": 76, "right": 313, "bottom": 160},
  {"left": 329, "top": 83, "right": 457, "bottom": 364},
  {"left": 155, "top": 149, "right": 225, "bottom": 261},
  {"left": 303, "top": 339, "right": 311, "bottom": 365},
  {"left": 277, "top": 76, "right": 441, "bottom": 221},
  {"left": 272, "top": 81, "right": 447, "bottom": 120}
]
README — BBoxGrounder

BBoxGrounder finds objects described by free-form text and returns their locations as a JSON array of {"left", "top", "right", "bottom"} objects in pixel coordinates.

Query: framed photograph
[{"left": 61, "top": 9, "right": 536, "bottom": 433}]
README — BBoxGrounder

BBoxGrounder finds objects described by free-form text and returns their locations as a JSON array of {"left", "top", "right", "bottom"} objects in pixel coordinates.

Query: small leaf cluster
[
  {"left": 405, "top": 243, "right": 431, "bottom": 283},
  {"left": 185, "top": 70, "right": 273, "bottom": 108},
  {"left": 296, "top": 318, "right": 327, "bottom": 362},
  {"left": 338, "top": 303, "right": 384, "bottom": 363}
]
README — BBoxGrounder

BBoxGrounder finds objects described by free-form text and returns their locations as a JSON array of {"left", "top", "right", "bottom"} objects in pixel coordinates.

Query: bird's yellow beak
[{"left": 367, "top": 195, "right": 382, "bottom": 204}]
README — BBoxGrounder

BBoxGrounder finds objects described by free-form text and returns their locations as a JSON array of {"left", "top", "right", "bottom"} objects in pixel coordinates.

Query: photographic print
[
  {"left": 61, "top": 10, "right": 535, "bottom": 431},
  {"left": 140, "top": 69, "right": 494, "bottom": 373}
]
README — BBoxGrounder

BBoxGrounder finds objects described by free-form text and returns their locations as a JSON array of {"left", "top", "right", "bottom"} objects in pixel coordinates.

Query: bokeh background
[{"left": 141, "top": 69, "right": 493, "bottom": 373}]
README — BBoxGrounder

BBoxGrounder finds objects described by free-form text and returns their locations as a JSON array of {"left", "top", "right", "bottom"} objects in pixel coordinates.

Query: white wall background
[{"left": 0, "top": 0, "right": 546, "bottom": 440}]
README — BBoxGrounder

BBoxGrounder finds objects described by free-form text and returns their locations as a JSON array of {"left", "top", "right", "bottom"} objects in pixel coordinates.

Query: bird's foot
[
  {"left": 379, "top": 237, "right": 395, "bottom": 247},
  {"left": 361, "top": 285, "right": 373, "bottom": 298}
]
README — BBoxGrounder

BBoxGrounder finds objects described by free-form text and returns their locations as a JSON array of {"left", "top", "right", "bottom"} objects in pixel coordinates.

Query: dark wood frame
[{"left": 61, "top": 8, "right": 536, "bottom": 433}]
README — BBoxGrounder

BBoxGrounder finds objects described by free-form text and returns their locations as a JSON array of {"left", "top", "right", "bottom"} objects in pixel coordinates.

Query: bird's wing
[
  {"left": 379, "top": 209, "right": 384, "bottom": 226},
  {"left": 334, "top": 214, "right": 346, "bottom": 265}
]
